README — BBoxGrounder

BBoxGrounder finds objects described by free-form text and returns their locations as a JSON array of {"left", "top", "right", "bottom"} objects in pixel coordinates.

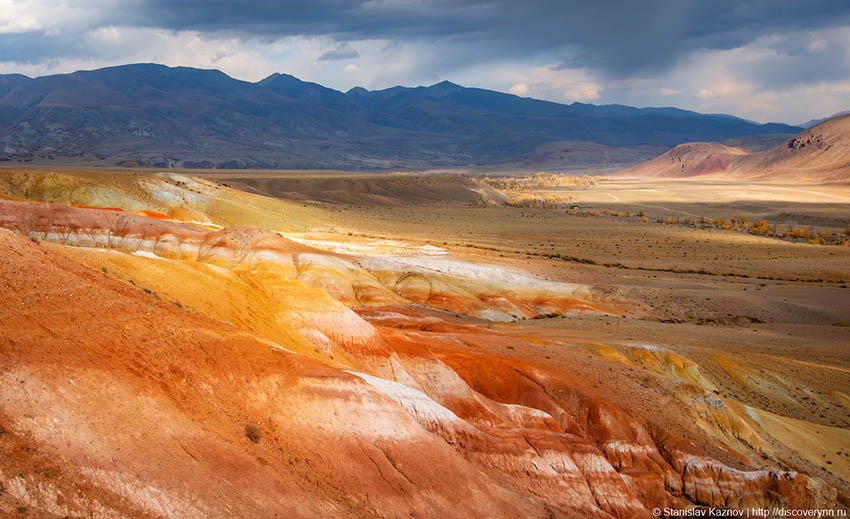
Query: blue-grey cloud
[
  {"left": 318, "top": 43, "right": 359, "bottom": 61},
  {"left": 0, "top": 32, "right": 85, "bottom": 64}
]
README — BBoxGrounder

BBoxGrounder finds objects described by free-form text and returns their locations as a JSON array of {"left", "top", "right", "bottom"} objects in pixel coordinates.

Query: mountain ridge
[{"left": 0, "top": 63, "right": 802, "bottom": 170}]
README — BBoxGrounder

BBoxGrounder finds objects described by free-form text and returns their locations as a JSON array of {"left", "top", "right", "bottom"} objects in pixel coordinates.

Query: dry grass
[{"left": 476, "top": 173, "right": 850, "bottom": 247}]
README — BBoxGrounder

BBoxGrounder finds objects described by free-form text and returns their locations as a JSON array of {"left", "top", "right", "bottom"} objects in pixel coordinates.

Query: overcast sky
[{"left": 1, "top": 0, "right": 849, "bottom": 124}]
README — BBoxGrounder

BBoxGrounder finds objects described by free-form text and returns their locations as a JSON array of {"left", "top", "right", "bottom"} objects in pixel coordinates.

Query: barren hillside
[
  {"left": 620, "top": 142, "right": 749, "bottom": 178},
  {"left": 621, "top": 114, "right": 850, "bottom": 183}
]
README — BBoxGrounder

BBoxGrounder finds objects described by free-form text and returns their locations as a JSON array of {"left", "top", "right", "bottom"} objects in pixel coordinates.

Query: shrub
[
  {"left": 789, "top": 228, "right": 809, "bottom": 239},
  {"left": 245, "top": 424, "right": 262, "bottom": 443},
  {"left": 749, "top": 220, "right": 768, "bottom": 234}
]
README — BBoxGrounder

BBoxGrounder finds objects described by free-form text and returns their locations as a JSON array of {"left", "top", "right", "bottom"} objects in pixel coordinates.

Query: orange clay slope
[
  {"left": 0, "top": 199, "right": 843, "bottom": 517},
  {"left": 620, "top": 113, "right": 850, "bottom": 183},
  {"left": 619, "top": 142, "right": 749, "bottom": 178},
  {"left": 0, "top": 228, "right": 543, "bottom": 519}
]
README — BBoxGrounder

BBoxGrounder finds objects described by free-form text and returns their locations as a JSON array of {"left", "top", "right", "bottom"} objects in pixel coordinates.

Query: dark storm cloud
[{"left": 135, "top": 0, "right": 850, "bottom": 77}]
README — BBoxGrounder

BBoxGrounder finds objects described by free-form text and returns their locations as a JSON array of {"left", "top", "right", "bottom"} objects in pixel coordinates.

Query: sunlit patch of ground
[
  {"left": 746, "top": 407, "right": 850, "bottom": 483},
  {"left": 285, "top": 233, "right": 448, "bottom": 256},
  {"left": 485, "top": 177, "right": 850, "bottom": 244}
]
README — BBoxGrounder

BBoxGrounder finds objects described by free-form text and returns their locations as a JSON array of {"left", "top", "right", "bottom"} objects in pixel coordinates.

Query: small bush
[{"left": 245, "top": 424, "right": 262, "bottom": 443}]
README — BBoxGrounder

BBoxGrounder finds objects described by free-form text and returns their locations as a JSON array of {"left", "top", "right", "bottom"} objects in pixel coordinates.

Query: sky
[{"left": 1, "top": 0, "right": 849, "bottom": 125}]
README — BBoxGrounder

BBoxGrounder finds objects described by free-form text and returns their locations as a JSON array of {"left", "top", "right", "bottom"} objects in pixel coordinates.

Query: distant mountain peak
[
  {"left": 257, "top": 72, "right": 282, "bottom": 85},
  {"left": 429, "top": 80, "right": 460, "bottom": 88},
  {"left": 257, "top": 72, "right": 309, "bottom": 88},
  {"left": 425, "top": 80, "right": 462, "bottom": 94},
  {"left": 258, "top": 72, "right": 305, "bottom": 83}
]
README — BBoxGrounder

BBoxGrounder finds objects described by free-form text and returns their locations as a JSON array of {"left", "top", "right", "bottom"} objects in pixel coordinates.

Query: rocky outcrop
[{"left": 658, "top": 435, "right": 838, "bottom": 510}]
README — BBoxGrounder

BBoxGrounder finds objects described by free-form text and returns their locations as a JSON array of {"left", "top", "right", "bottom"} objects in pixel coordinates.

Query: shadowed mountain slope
[{"left": 0, "top": 63, "right": 800, "bottom": 170}]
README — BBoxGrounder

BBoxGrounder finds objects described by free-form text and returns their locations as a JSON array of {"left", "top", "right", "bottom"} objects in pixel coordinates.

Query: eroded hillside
[{"left": 0, "top": 170, "right": 848, "bottom": 518}]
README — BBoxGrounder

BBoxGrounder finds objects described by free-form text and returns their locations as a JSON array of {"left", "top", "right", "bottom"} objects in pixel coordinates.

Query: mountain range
[{"left": 0, "top": 63, "right": 802, "bottom": 170}]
